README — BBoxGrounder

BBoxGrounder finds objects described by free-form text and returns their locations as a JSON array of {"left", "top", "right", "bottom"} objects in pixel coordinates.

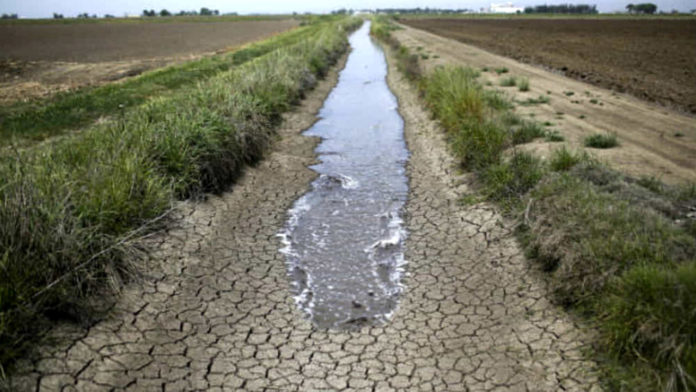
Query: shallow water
[{"left": 279, "top": 21, "right": 409, "bottom": 329}]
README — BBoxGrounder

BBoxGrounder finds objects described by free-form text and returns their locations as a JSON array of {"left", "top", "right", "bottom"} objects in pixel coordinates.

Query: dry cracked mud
[{"left": 7, "top": 41, "right": 602, "bottom": 391}]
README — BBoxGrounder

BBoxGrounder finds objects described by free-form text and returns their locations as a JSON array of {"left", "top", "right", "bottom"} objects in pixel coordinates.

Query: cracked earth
[{"left": 8, "top": 41, "right": 602, "bottom": 391}]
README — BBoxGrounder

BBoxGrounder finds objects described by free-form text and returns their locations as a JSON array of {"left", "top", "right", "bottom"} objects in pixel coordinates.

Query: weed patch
[
  {"left": 495, "top": 67, "right": 509, "bottom": 74},
  {"left": 549, "top": 147, "right": 587, "bottom": 171},
  {"left": 517, "top": 77, "right": 530, "bottom": 92},
  {"left": 500, "top": 76, "right": 517, "bottom": 87},
  {"left": 511, "top": 122, "right": 545, "bottom": 145},
  {"left": 518, "top": 95, "right": 550, "bottom": 106},
  {"left": 585, "top": 132, "right": 618, "bottom": 148}
]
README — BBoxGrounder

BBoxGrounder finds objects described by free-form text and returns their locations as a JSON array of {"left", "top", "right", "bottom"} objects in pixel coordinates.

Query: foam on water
[{"left": 278, "top": 21, "right": 409, "bottom": 329}]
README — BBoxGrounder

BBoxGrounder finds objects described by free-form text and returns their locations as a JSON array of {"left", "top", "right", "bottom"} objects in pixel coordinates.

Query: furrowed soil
[
  {"left": 6, "top": 34, "right": 602, "bottom": 391},
  {"left": 393, "top": 23, "right": 696, "bottom": 184},
  {"left": 0, "top": 20, "right": 298, "bottom": 103},
  {"left": 401, "top": 18, "right": 696, "bottom": 115}
]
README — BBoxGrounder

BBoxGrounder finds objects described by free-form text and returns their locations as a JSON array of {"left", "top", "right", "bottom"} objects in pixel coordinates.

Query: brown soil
[
  {"left": 401, "top": 18, "right": 696, "bottom": 114},
  {"left": 0, "top": 20, "right": 298, "bottom": 103},
  {"left": 393, "top": 24, "right": 696, "bottom": 184}
]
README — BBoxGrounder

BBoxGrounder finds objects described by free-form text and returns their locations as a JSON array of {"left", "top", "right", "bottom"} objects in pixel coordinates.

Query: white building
[{"left": 489, "top": 2, "right": 525, "bottom": 13}]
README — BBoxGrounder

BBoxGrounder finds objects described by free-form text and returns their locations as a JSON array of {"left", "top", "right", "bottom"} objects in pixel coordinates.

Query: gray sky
[{"left": 1, "top": 0, "right": 693, "bottom": 18}]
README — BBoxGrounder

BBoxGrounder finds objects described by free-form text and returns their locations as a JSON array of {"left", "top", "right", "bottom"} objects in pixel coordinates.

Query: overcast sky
[{"left": 1, "top": 0, "right": 693, "bottom": 18}]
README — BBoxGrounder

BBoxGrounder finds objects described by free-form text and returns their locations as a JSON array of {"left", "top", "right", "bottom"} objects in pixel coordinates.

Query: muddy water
[{"left": 279, "top": 21, "right": 409, "bottom": 329}]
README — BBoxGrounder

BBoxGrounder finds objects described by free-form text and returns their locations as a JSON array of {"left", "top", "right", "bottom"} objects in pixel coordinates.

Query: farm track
[
  {"left": 392, "top": 23, "right": 696, "bottom": 184},
  {"left": 8, "top": 34, "right": 601, "bottom": 391}
]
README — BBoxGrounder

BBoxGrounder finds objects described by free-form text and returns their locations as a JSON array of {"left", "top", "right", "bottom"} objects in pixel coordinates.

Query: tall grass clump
[
  {"left": 500, "top": 76, "right": 517, "bottom": 87},
  {"left": 0, "top": 17, "right": 362, "bottom": 373},
  {"left": 585, "top": 132, "right": 619, "bottom": 148},
  {"left": 511, "top": 122, "right": 545, "bottom": 145},
  {"left": 517, "top": 77, "right": 530, "bottom": 92},
  {"left": 420, "top": 66, "right": 510, "bottom": 170},
  {"left": 549, "top": 147, "right": 588, "bottom": 171}
]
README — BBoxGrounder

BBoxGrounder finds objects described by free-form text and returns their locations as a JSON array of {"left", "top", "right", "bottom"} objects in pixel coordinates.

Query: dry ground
[
  {"left": 0, "top": 20, "right": 298, "bottom": 103},
  {"left": 394, "top": 23, "right": 696, "bottom": 184},
  {"left": 401, "top": 18, "right": 696, "bottom": 115},
  {"left": 7, "top": 43, "right": 601, "bottom": 391}
]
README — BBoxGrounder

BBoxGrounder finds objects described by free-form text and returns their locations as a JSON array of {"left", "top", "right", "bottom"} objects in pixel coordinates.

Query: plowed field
[{"left": 401, "top": 18, "right": 696, "bottom": 114}]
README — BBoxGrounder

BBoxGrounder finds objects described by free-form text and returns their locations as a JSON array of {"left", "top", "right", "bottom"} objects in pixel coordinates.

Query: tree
[
  {"left": 1, "top": 13, "right": 18, "bottom": 19},
  {"left": 200, "top": 7, "right": 213, "bottom": 16},
  {"left": 142, "top": 9, "right": 156, "bottom": 17},
  {"left": 627, "top": 3, "right": 657, "bottom": 13},
  {"left": 53, "top": 12, "right": 64, "bottom": 19},
  {"left": 160, "top": 9, "right": 171, "bottom": 16}
]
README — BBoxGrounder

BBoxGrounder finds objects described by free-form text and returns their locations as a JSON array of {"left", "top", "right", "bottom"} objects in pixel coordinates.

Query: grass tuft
[
  {"left": 494, "top": 67, "right": 509, "bottom": 74},
  {"left": 484, "top": 152, "right": 544, "bottom": 206},
  {"left": 518, "top": 95, "right": 550, "bottom": 106},
  {"left": 545, "top": 130, "right": 565, "bottom": 142},
  {"left": 500, "top": 76, "right": 517, "bottom": 87},
  {"left": 512, "top": 122, "right": 545, "bottom": 145},
  {"left": 585, "top": 132, "right": 619, "bottom": 148},
  {"left": 517, "top": 77, "right": 530, "bottom": 92},
  {"left": 549, "top": 147, "right": 587, "bottom": 171}
]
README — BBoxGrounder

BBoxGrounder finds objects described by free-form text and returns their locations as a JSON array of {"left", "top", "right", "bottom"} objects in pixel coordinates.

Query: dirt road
[
  {"left": 7, "top": 40, "right": 601, "bottom": 391},
  {"left": 394, "top": 24, "right": 696, "bottom": 184}
]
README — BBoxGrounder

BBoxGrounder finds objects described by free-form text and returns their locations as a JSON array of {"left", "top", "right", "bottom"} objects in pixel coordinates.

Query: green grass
[
  {"left": 517, "top": 77, "right": 530, "bottom": 92},
  {"left": 500, "top": 76, "right": 517, "bottom": 87},
  {"left": 0, "top": 16, "right": 362, "bottom": 374},
  {"left": 544, "top": 130, "right": 565, "bottom": 142},
  {"left": 494, "top": 67, "right": 509, "bottom": 75},
  {"left": 585, "top": 132, "right": 619, "bottom": 148},
  {"left": 512, "top": 122, "right": 545, "bottom": 145},
  {"left": 372, "top": 16, "right": 696, "bottom": 389},
  {"left": 518, "top": 95, "right": 550, "bottom": 106},
  {"left": 484, "top": 152, "right": 544, "bottom": 207},
  {"left": 549, "top": 147, "right": 587, "bottom": 171},
  {"left": 0, "top": 23, "right": 335, "bottom": 146}
]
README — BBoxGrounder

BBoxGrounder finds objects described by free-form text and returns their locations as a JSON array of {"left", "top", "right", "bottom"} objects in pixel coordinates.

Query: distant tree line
[
  {"left": 1, "top": 13, "right": 18, "bottom": 19},
  {"left": 524, "top": 4, "right": 598, "bottom": 14},
  {"left": 143, "top": 8, "right": 220, "bottom": 17},
  {"left": 375, "top": 8, "right": 472, "bottom": 14},
  {"left": 625, "top": 3, "right": 657, "bottom": 14}
]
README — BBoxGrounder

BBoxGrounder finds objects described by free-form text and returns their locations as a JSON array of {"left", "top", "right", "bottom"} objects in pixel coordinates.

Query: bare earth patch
[{"left": 394, "top": 24, "right": 696, "bottom": 184}]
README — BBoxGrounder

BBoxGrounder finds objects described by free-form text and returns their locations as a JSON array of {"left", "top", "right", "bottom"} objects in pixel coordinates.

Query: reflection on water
[{"left": 278, "top": 21, "right": 409, "bottom": 329}]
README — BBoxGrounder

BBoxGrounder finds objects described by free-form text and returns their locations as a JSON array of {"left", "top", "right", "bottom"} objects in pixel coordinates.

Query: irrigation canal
[{"left": 279, "top": 21, "right": 410, "bottom": 329}]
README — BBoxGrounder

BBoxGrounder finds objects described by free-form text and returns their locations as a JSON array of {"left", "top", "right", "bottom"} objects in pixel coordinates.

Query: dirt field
[
  {"left": 393, "top": 23, "right": 696, "bottom": 184},
  {"left": 401, "top": 18, "right": 696, "bottom": 114},
  {"left": 0, "top": 19, "right": 298, "bottom": 103}
]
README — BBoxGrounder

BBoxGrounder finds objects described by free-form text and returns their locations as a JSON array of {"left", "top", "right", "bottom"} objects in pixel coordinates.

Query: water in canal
[{"left": 279, "top": 21, "right": 409, "bottom": 329}]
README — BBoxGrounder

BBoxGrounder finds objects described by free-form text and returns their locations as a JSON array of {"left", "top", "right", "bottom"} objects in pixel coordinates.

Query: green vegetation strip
[
  {"left": 0, "top": 19, "right": 333, "bottom": 145},
  {"left": 0, "top": 17, "right": 362, "bottom": 373},
  {"left": 372, "top": 16, "right": 696, "bottom": 391}
]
